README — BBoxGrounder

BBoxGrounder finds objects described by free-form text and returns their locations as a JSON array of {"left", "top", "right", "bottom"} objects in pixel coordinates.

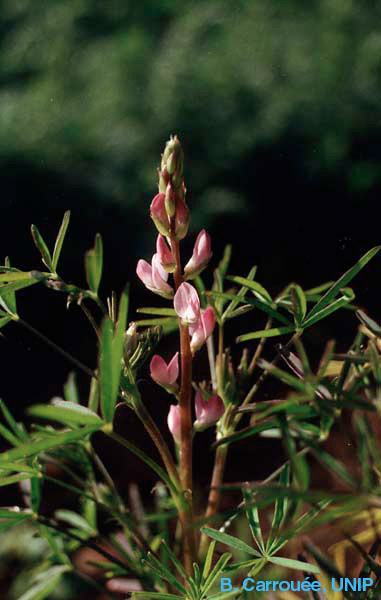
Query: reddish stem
[{"left": 170, "top": 225, "right": 195, "bottom": 574}]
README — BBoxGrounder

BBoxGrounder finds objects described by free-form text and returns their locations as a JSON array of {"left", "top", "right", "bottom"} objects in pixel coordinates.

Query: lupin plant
[{"left": 1, "top": 137, "right": 381, "bottom": 599}]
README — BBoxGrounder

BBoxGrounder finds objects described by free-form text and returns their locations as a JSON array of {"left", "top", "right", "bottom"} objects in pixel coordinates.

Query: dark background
[{"left": 0, "top": 0, "right": 380, "bottom": 583}]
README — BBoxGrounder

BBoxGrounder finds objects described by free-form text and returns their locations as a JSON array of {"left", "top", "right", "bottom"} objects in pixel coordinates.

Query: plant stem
[
  {"left": 170, "top": 228, "right": 195, "bottom": 575},
  {"left": 133, "top": 399, "right": 181, "bottom": 491},
  {"left": 198, "top": 443, "right": 228, "bottom": 559}
]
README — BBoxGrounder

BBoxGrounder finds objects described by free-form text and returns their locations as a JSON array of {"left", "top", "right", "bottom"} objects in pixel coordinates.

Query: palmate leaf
[
  {"left": 222, "top": 265, "right": 257, "bottom": 320},
  {"left": 144, "top": 552, "right": 188, "bottom": 596},
  {"left": 242, "top": 489, "right": 265, "bottom": 553},
  {"left": 236, "top": 325, "right": 295, "bottom": 342},
  {"left": 227, "top": 275, "right": 272, "bottom": 304},
  {"left": 55, "top": 509, "right": 96, "bottom": 535},
  {"left": 305, "top": 246, "right": 380, "bottom": 321}
]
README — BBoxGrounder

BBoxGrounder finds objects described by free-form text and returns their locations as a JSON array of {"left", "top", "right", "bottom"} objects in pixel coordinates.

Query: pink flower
[
  {"left": 156, "top": 234, "right": 176, "bottom": 272},
  {"left": 136, "top": 254, "right": 174, "bottom": 298},
  {"left": 184, "top": 230, "right": 212, "bottom": 279},
  {"left": 167, "top": 404, "right": 181, "bottom": 444},
  {"left": 174, "top": 195, "right": 190, "bottom": 240},
  {"left": 150, "top": 193, "right": 170, "bottom": 236},
  {"left": 150, "top": 352, "right": 179, "bottom": 391},
  {"left": 174, "top": 282, "right": 200, "bottom": 324},
  {"left": 194, "top": 390, "right": 224, "bottom": 431},
  {"left": 189, "top": 307, "right": 216, "bottom": 354}
]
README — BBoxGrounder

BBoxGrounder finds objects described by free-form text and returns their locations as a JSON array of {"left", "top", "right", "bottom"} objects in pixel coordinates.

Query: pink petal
[
  {"left": 150, "top": 354, "right": 170, "bottom": 386},
  {"left": 136, "top": 259, "right": 153, "bottom": 288},
  {"left": 167, "top": 404, "right": 181, "bottom": 443},
  {"left": 167, "top": 352, "right": 179, "bottom": 385},
  {"left": 174, "top": 282, "right": 200, "bottom": 323},
  {"left": 156, "top": 234, "right": 176, "bottom": 271}
]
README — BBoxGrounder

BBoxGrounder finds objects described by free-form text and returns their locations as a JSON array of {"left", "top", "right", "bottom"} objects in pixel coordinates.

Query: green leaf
[
  {"left": 202, "top": 540, "right": 216, "bottom": 581},
  {"left": 236, "top": 325, "right": 295, "bottom": 342},
  {"left": 0, "top": 426, "right": 98, "bottom": 462},
  {"left": 0, "top": 473, "right": 33, "bottom": 487},
  {"left": 0, "top": 398, "right": 28, "bottom": 441},
  {"left": 52, "top": 210, "right": 70, "bottom": 271},
  {"left": 279, "top": 416, "right": 309, "bottom": 491},
  {"left": 63, "top": 372, "right": 79, "bottom": 404},
  {"left": 111, "top": 285, "right": 129, "bottom": 403},
  {"left": 0, "top": 277, "right": 38, "bottom": 314},
  {"left": 290, "top": 284, "right": 307, "bottom": 326},
  {"left": 99, "top": 316, "right": 114, "bottom": 423},
  {"left": 306, "top": 246, "right": 380, "bottom": 321},
  {"left": 222, "top": 265, "right": 257, "bottom": 320},
  {"left": 0, "top": 461, "right": 39, "bottom": 474},
  {"left": 136, "top": 307, "right": 176, "bottom": 316},
  {"left": 201, "top": 552, "right": 232, "bottom": 596},
  {"left": 227, "top": 275, "right": 272, "bottom": 304},
  {"left": 144, "top": 553, "right": 188, "bottom": 595},
  {"left": 27, "top": 400, "right": 103, "bottom": 427},
  {"left": 301, "top": 436, "right": 356, "bottom": 488},
  {"left": 201, "top": 527, "right": 261, "bottom": 557},
  {"left": 31, "top": 224, "right": 53, "bottom": 271},
  {"left": 135, "top": 317, "right": 178, "bottom": 335},
  {"left": 161, "top": 539, "right": 190, "bottom": 583},
  {"left": 242, "top": 489, "right": 265, "bottom": 552},
  {"left": 17, "top": 565, "right": 71, "bottom": 600},
  {"left": 302, "top": 290, "right": 355, "bottom": 328},
  {"left": 85, "top": 233, "right": 103, "bottom": 294},
  {"left": 55, "top": 509, "right": 96, "bottom": 534},
  {"left": 209, "top": 291, "right": 291, "bottom": 325},
  {"left": 215, "top": 422, "right": 279, "bottom": 447},
  {"left": 268, "top": 464, "right": 290, "bottom": 550},
  {"left": 132, "top": 594, "right": 181, "bottom": 600},
  {"left": 267, "top": 555, "right": 320, "bottom": 573}
]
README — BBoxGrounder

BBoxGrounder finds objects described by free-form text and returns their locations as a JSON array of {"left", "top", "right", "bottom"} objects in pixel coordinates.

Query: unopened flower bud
[
  {"left": 150, "top": 193, "right": 170, "bottom": 236},
  {"left": 174, "top": 196, "right": 190, "bottom": 240},
  {"left": 158, "top": 167, "right": 169, "bottom": 194},
  {"left": 150, "top": 352, "right": 179, "bottom": 392},
  {"left": 156, "top": 235, "right": 176, "bottom": 272},
  {"left": 174, "top": 282, "right": 200, "bottom": 324},
  {"left": 165, "top": 182, "right": 176, "bottom": 218},
  {"left": 167, "top": 404, "right": 181, "bottom": 444},
  {"left": 163, "top": 136, "right": 183, "bottom": 177},
  {"left": 184, "top": 230, "right": 212, "bottom": 279},
  {"left": 194, "top": 390, "right": 224, "bottom": 431}
]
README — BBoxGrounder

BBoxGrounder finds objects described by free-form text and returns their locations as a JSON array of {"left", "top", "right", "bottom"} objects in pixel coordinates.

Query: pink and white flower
[
  {"left": 194, "top": 390, "right": 224, "bottom": 431},
  {"left": 184, "top": 230, "right": 212, "bottom": 279},
  {"left": 150, "top": 352, "right": 179, "bottom": 392},
  {"left": 167, "top": 404, "right": 181, "bottom": 444},
  {"left": 173, "top": 282, "right": 200, "bottom": 324},
  {"left": 136, "top": 253, "right": 174, "bottom": 298},
  {"left": 189, "top": 306, "right": 216, "bottom": 354}
]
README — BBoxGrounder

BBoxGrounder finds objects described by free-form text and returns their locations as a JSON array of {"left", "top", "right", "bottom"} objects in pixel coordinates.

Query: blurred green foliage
[{"left": 1, "top": 0, "right": 381, "bottom": 219}]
